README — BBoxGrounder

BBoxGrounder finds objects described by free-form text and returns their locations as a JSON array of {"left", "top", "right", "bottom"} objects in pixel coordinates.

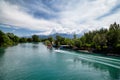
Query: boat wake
[{"left": 54, "top": 49, "right": 120, "bottom": 69}]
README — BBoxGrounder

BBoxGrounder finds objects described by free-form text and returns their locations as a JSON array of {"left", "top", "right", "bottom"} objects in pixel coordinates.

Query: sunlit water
[{"left": 0, "top": 43, "right": 120, "bottom": 80}]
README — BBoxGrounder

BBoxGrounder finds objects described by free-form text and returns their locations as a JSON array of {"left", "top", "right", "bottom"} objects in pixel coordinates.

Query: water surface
[{"left": 0, "top": 43, "right": 120, "bottom": 80}]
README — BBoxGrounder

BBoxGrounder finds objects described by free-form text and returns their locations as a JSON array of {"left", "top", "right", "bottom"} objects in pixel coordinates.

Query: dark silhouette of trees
[
  {"left": 0, "top": 30, "right": 41, "bottom": 47},
  {"left": 32, "top": 35, "right": 40, "bottom": 42},
  {"left": 51, "top": 22, "right": 120, "bottom": 55},
  {"left": 0, "top": 22, "right": 120, "bottom": 55}
]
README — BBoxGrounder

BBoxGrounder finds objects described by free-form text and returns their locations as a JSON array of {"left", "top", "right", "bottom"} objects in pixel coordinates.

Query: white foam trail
[
  {"left": 54, "top": 50, "right": 66, "bottom": 53},
  {"left": 56, "top": 50, "right": 120, "bottom": 69},
  {"left": 62, "top": 50, "right": 120, "bottom": 64},
  {"left": 79, "top": 55, "right": 120, "bottom": 67},
  {"left": 78, "top": 56, "right": 120, "bottom": 69},
  {"left": 72, "top": 53, "right": 120, "bottom": 65},
  {"left": 54, "top": 50, "right": 61, "bottom": 52},
  {"left": 85, "top": 54, "right": 120, "bottom": 62},
  {"left": 83, "top": 55, "right": 120, "bottom": 65}
]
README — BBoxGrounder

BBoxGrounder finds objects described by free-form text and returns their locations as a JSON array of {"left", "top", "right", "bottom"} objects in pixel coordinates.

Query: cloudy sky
[{"left": 0, "top": 0, "right": 120, "bottom": 36}]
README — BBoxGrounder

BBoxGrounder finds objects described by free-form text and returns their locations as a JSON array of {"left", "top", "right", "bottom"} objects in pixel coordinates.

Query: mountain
[{"left": 38, "top": 33, "right": 82, "bottom": 39}]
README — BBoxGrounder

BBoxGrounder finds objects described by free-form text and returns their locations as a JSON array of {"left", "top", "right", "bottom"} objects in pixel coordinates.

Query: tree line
[
  {"left": 45, "top": 22, "right": 120, "bottom": 55},
  {"left": 0, "top": 22, "right": 120, "bottom": 55},
  {"left": 0, "top": 31, "right": 40, "bottom": 47}
]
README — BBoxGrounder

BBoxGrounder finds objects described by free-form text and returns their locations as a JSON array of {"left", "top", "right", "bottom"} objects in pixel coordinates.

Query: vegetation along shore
[{"left": 0, "top": 22, "right": 120, "bottom": 56}]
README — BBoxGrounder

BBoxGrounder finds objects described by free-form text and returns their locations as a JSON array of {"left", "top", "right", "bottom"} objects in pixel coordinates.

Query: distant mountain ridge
[{"left": 38, "top": 33, "right": 82, "bottom": 39}]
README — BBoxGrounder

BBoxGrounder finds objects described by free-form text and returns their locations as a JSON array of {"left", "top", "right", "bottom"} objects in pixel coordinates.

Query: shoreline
[
  {"left": 77, "top": 49, "right": 120, "bottom": 57},
  {"left": 54, "top": 45, "right": 120, "bottom": 57}
]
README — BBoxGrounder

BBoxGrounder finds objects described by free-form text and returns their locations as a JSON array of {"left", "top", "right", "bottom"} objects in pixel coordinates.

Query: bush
[{"left": 45, "top": 40, "right": 51, "bottom": 45}]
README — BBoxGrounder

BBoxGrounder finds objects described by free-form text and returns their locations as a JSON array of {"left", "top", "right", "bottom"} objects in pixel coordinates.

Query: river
[{"left": 0, "top": 43, "right": 120, "bottom": 80}]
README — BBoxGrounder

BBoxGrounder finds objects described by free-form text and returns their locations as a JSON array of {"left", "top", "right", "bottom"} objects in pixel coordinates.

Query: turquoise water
[{"left": 0, "top": 43, "right": 120, "bottom": 80}]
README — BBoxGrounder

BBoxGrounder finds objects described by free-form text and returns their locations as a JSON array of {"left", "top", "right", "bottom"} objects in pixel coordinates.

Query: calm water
[{"left": 0, "top": 43, "right": 120, "bottom": 80}]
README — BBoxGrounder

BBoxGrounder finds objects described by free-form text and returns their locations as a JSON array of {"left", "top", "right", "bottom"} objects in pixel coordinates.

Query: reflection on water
[
  {"left": 0, "top": 48, "right": 5, "bottom": 61},
  {"left": 19, "top": 43, "right": 39, "bottom": 49},
  {"left": 54, "top": 50, "right": 120, "bottom": 80},
  {"left": 72, "top": 56, "right": 120, "bottom": 79},
  {"left": 0, "top": 43, "right": 119, "bottom": 80},
  {"left": 73, "top": 57, "right": 81, "bottom": 62},
  {"left": 0, "top": 48, "right": 6, "bottom": 80},
  {"left": 80, "top": 59, "right": 120, "bottom": 80},
  {"left": 0, "top": 48, "right": 5, "bottom": 55},
  {"left": 32, "top": 45, "right": 38, "bottom": 48}
]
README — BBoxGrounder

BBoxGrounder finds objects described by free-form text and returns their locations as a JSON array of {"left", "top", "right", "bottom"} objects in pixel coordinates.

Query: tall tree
[
  {"left": 107, "top": 22, "right": 120, "bottom": 47},
  {"left": 32, "top": 35, "right": 40, "bottom": 42},
  {"left": 74, "top": 39, "right": 82, "bottom": 48},
  {"left": 0, "top": 30, "right": 13, "bottom": 47},
  {"left": 73, "top": 33, "right": 77, "bottom": 39}
]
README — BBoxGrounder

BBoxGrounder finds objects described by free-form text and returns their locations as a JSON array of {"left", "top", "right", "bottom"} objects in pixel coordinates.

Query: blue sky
[{"left": 0, "top": 0, "right": 120, "bottom": 36}]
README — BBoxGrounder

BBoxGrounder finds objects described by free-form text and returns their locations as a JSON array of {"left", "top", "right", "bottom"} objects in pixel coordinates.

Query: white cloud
[
  {"left": 58, "top": 0, "right": 120, "bottom": 32},
  {"left": 0, "top": 0, "right": 63, "bottom": 33},
  {"left": 0, "top": 0, "right": 120, "bottom": 35}
]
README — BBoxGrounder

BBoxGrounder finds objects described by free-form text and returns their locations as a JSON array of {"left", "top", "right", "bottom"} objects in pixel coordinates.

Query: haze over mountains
[
  {"left": 38, "top": 33, "right": 82, "bottom": 39},
  {"left": 0, "top": 24, "right": 82, "bottom": 38}
]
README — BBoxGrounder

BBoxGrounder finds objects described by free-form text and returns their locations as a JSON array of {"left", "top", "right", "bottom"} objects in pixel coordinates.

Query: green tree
[
  {"left": 7, "top": 33, "right": 19, "bottom": 44},
  {"left": 93, "top": 33, "right": 107, "bottom": 50},
  {"left": 107, "top": 22, "right": 120, "bottom": 47},
  {"left": 47, "top": 36, "right": 53, "bottom": 43},
  {"left": 80, "top": 36, "right": 86, "bottom": 46},
  {"left": 45, "top": 40, "right": 51, "bottom": 45},
  {"left": 0, "top": 30, "right": 5, "bottom": 46},
  {"left": 27, "top": 38, "right": 33, "bottom": 42},
  {"left": 7, "top": 33, "right": 14, "bottom": 40},
  {"left": 19, "top": 37, "right": 27, "bottom": 43},
  {"left": 84, "top": 31, "right": 94, "bottom": 44},
  {"left": 13, "top": 36, "right": 19, "bottom": 43},
  {"left": 32, "top": 35, "right": 40, "bottom": 42},
  {"left": 56, "top": 35, "right": 65, "bottom": 45},
  {"left": 64, "top": 38, "right": 74, "bottom": 46},
  {"left": 74, "top": 39, "right": 82, "bottom": 48},
  {"left": 0, "top": 31, "right": 13, "bottom": 47}
]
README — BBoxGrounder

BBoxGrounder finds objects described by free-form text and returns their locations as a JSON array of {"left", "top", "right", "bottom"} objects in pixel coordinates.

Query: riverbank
[{"left": 53, "top": 45, "right": 120, "bottom": 57}]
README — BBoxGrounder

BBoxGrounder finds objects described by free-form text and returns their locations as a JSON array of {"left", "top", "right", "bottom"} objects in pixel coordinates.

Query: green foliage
[
  {"left": 47, "top": 36, "right": 53, "bottom": 43},
  {"left": 1, "top": 34, "right": 13, "bottom": 46},
  {"left": 32, "top": 35, "right": 40, "bottom": 42},
  {"left": 55, "top": 35, "right": 65, "bottom": 45},
  {"left": 96, "top": 45, "right": 101, "bottom": 50},
  {"left": 0, "top": 30, "right": 19, "bottom": 47},
  {"left": 13, "top": 36, "right": 19, "bottom": 43},
  {"left": 103, "top": 45, "right": 108, "bottom": 49},
  {"left": 54, "top": 40, "right": 60, "bottom": 47},
  {"left": 64, "top": 38, "right": 74, "bottom": 46},
  {"left": 107, "top": 22, "right": 120, "bottom": 47},
  {"left": 19, "top": 37, "right": 27, "bottom": 43},
  {"left": 93, "top": 33, "right": 107, "bottom": 46},
  {"left": 0, "top": 30, "right": 42, "bottom": 47},
  {"left": 84, "top": 31, "right": 95, "bottom": 44},
  {"left": 116, "top": 44, "right": 120, "bottom": 48},
  {"left": 27, "top": 38, "right": 33, "bottom": 42},
  {"left": 0, "top": 22, "right": 120, "bottom": 54},
  {"left": 45, "top": 40, "right": 51, "bottom": 45},
  {"left": 85, "top": 43, "right": 91, "bottom": 47},
  {"left": 81, "top": 22, "right": 120, "bottom": 54},
  {"left": 80, "top": 36, "right": 86, "bottom": 46},
  {"left": 0, "top": 30, "right": 5, "bottom": 46},
  {"left": 44, "top": 22, "right": 119, "bottom": 54},
  {"left": 7, "top": 33, "right": 14, "bottom": 40},
  {"left": 74, "top": 39, "right": 82, "bottom": 48},
  {"left": 6, "top": 33, "right": 20, "bottom": 44}
]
